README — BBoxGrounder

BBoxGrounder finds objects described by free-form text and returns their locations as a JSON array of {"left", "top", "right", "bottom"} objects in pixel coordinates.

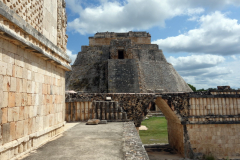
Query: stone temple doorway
[
  {"left": 139, "top": 98, "right": 184, "bottom": 159},
  {"left": 118, "top": 50, "right": 124, "bottom": 59}
]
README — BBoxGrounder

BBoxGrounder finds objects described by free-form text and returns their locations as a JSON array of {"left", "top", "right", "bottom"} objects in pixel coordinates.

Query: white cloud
[
  {"left": 66, "top": 0, "right": 240, "bottom": 35},
  {"left": 231, "top": 55, "right": 237, "bottom": 60},
  {"left": 187, "top": 8, "right": 205, "bottom": 16},
  {"left": 167, "top": 54, "right": 240, "bottom": 89},
  {"left": 153, "top": 12, "right": 240, "bottom": 56},
  {"left": 66, "top": 0, "right": 208, "bottom": 34},
  {"left": 67, "top": 49, "right": 77, "bottom": 65},
  {"left": 167, "top": 54, "right": 225, "bottom": 70}
]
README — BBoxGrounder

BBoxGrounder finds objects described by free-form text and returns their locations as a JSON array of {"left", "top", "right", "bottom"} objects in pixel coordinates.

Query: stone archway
[{"left": 155, "top": 97, "right": 185, "bottom": 156}]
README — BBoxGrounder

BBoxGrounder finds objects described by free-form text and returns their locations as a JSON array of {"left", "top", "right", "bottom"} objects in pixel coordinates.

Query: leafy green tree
[
  {"left": 197, "top": 88, "right": 206, "bottom": 92},
  {"left": 188, "top": 84, "right": 196, "bottom": 92}
]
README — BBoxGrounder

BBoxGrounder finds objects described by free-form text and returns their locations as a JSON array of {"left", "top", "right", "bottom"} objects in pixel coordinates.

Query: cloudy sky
[{"left": 66, "top": 0, "right": 240, "bottom": 90}]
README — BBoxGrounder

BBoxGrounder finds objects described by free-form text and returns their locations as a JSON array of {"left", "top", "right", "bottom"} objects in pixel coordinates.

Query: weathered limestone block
[
  {"left": 22, "top": 79, "right": 27, "bottom": 93},
  {"left": 2, "top": 50, "right": 14, "bottom": 64},
  {"left": 2, "top": 107, "right": 7, "bottom": 124},
  {"left": 0, "top": 61, "right": 7, "bottom": 75},
  {"left": 86, "top": 119, "right": 100, "bottom": 125},
  {"left": 23, "top": 119, "right": 28, "bottom": 137},
  {"left": 6, "top": 63, "right": 12, "bottom": 76},
  {"left": 2, "top": 123, "right": 10, "bottom": 144},
  {"left": 21, "top": 93, "right": 27, "bottom": 107},
  {"left": 8, "top": 92, "right": 16, "bottom": 107},
  {"left": 0, "top": 92, "right": 2, "bottom": 110},
  {"left": 10, "top": 78, "right": 16, "bottom": 92},
  {"left": 18, "top": 107, "right": 24, "bottom": 121},
  {"left": 10, "top": 122, "right": 16, "bottom": 141},
  {"left": 99, "top": 120, "right": 107, "bottom": 124},
  {"left": 27, "top": 94, "right": 32, "bottom": 106},
  {"left": 13, "top": 65, "right": 23, "bottom": 78},
  {"left": 16, "top": 120, "right": 24, "bottom": 139},
  {"left": 3, "top": 76, "right": 10, "bottom": 92},
  {"left": 16, "top": 78, "right": 22, "bottom": 93},
  {"left": 15, "top": 93, "right": 21, "bottom": 107}
]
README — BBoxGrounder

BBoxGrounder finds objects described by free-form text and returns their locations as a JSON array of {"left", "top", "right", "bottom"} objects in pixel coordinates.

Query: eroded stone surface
[{"left": 66, "top": 31, "right": 192, "bottom": 93}]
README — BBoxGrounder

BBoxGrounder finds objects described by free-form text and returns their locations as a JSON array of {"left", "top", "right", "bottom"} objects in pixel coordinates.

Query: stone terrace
[{"left": 20, "top": 122, "right": 148, "bottom": 160}]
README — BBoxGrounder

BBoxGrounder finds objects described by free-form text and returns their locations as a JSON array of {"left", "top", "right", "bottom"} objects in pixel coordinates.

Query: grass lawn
[{"left": 139, "top": 116, "right": 168, "bottom": 144}]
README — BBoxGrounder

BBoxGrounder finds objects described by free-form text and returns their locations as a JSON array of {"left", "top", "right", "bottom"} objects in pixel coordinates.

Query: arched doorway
[{"left": 139, "top": 98, "right": 184, "bottom": 159}]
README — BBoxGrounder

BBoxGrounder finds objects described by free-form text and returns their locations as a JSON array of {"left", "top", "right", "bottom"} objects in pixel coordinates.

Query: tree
[
  {"left": 188, "top": 84, "right": 196, "bottom": 92},
  {"left": 196, "top": 88, "right": 206, "bottom": 92}
]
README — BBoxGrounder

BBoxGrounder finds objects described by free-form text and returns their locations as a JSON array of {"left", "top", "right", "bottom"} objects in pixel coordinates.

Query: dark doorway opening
[
  {"left": 150, "top": 102, "right": 156, "bottom": 111},
  {"left": 118, "top": 50, "right": 124, "bottom": 59}
]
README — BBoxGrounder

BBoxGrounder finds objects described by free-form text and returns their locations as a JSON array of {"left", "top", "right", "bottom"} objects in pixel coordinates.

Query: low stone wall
[
  {"left": 0, "top": 123, "right": 65, "bottom": 160},
  {"left": 123, "top": 122, "right": 149, "bottom": 160},
  {"left": 65, "top": 93, "right": 156, "bottom": 127},
  {"left": 65, "top": 101, "right": 128, "bottom": 122}
]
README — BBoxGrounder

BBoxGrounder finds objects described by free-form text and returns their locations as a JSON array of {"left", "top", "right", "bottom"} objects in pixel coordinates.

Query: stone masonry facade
[
  {"left": 66, "top": 31, "right": 192, "bottom": 93},
  {"left": 1, "top": 0, "right": 68, "bottom": 52},
  {"left": 0, "top": 1, "right": 71, "bottom": 159}
]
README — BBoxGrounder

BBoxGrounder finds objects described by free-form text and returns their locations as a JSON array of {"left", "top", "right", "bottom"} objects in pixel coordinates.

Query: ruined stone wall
[
  {"left": 187, "top": 124, "right": 240, "bottom": 158},
  {"left": 89, "top": 32, "right": 151, "bottom": 46},
  {"left": 67, "top": 31, "right": 192, "bottom": 93},
  {"left": 0, "top": 0, "right": 68, "bottom": 52},
  {"left": 132, "top": 49, "right": 192, "bottom": 93},
  {"left": 167, "top": 120, "right": 184, "bottom": 156},
  {"left": 0, "top": 1, "right": 71, "bottom": 159},
  {"left": 66, "top": 92, "right": 240, "bottom": 158},
  {"left": 160, "top": 92, "right": 240, "bottom": 159},
  {"left": 65, "top": 93, "right": 156, "bottom": 127},
  {"left": 189, "top": 97, "right": 240, "bottom": 123},
  {"left": 89, "top": 37, "right": 151, "bottom": 46},
  {"left": 65, "top": 101, "right": 129, "bottom": 122},
  {"left": 108, "top": 59, "right": 140, "bottom": 93},
  {"left": 66, "top": 46, "right": 109, "bottom": 92}
]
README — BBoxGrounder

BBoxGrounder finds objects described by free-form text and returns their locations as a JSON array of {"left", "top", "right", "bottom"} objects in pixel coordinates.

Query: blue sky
[{"left": 65, "top": 0, "right": 240, "bottom": 90}]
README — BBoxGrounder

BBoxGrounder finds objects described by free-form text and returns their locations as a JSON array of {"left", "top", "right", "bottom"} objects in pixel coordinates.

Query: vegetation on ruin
[
  {"left": 203, "top": 154, "right": 215, "bottom": 160},
  {"left": 139, "top": 117, "right": 168, "bottom": 144},
  {"left": 188, "top": 83, "right": 197, "bottom": 91},
  {"left": 188, "top": 83, "right": 219, "bottom": 92}
]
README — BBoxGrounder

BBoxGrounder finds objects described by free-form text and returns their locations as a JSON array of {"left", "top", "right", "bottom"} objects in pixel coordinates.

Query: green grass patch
[{"left": 139, "top": 116, "right": 168, "bottom": 144}]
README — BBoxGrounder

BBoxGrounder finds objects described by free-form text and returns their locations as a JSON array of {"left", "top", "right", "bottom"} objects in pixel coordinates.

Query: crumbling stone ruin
[
  {"left": 66, "top": 89, "right": 240, "bottom": 159},
  {"left": 65, "top": 31, "right": 240, "bottom": 159},
  {"left": 0, "top": 0, "right": 71, "bottom": 159},
  {"left": 1, "top": 0, "right": 239, "bottom": 159},
  {"left": 66, "top": 31, "right": 192, "bottom": 93}
]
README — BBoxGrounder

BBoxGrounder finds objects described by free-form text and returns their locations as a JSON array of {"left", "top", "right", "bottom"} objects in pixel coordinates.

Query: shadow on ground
[{"left": 145, "top": 144, "right": 184, "bottom": 160}]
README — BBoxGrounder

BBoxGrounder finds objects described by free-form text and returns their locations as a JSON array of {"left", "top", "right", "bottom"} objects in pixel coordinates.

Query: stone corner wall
[
  {"left": 0, "top": 0, "right": 70, "bottom": 159},
  {"left": 0, "top": 36, "right": 66, "bottom": 160}
]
